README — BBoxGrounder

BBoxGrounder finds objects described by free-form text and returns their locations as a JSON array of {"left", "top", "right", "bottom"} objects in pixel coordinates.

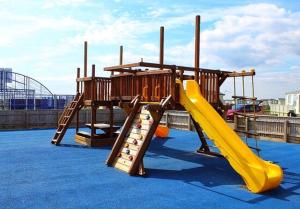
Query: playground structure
[{"left": 51, "top": 15, "right": 283, "bottom": 193}]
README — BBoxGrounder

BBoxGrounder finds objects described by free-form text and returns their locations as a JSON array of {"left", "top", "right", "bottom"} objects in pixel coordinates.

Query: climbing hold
[
  {"left": 139, "top": 135, "right": 143, "bottom": 140},
  {"left": 117, "top": 153, "right": 122, "bottom": 157},
  {"left": 125, "top": 143, "right": 129, "bottom": 148},
  {"left": 128, "top": 155, "right": 133, "bottom": 161},
  {"left": 133, "top": 139, "right": 138, "bottom": 145},
  {"left": 126, "top": 149, "right": 130, "bottom": 155},
  {"left": 136, "top": 123, "right": 142, "bottom": 129}
]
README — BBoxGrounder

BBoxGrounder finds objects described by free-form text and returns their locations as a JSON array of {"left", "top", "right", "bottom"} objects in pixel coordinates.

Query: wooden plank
[
  {"left": 121, "top": 148, "right": 138, "bottom": 156},
  {"left": 114, "top": 157, "right": 133, "bottom": 167},
  {"left": 121, "top": 141, "right": 140, "bottom": 151},
  {"left": 126, "top": 137, "right": 143, "bottom": 146},
  {"left": 113, "top": 161, "right": 130, "bottom": 172}
]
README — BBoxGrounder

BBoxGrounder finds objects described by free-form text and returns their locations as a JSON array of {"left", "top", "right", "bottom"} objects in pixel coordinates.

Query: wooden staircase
[
  {"left": 51, "top": 93, "right": 84, "bottom": 145},
  {"left": 106, "top": 96, "right": 171, "bottom": 175}
]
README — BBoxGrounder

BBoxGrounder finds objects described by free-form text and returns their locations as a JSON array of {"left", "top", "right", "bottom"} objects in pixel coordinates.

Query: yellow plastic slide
[{"left": 177, "top": 80, "right": 283, "bottom": 193}]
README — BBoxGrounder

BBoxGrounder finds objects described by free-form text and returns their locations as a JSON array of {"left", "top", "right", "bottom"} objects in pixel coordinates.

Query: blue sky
[{"left": 0, "top": 0, "right": 300, "bottom": 99}]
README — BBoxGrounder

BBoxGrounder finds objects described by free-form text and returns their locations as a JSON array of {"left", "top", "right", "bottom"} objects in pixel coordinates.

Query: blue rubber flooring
[{"left": 0, "top": 128, "right": 299, "bottom": 209}]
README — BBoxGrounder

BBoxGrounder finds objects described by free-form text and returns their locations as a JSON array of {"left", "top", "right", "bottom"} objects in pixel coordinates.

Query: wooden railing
[
  {"left": 77, "top": 77, "right": 111, "bottom": 102},
  {"left": 111, "top": 69, "right": 176, "bottom": 102},
  {"left": 199, "top": 71, "right": 220, "bottom": 104},
  {"left": 234, "top": 114, "right": 300, "bottom": 143},
  {"left": 177, "top": 68, "right": 223, "bottom": 105}
]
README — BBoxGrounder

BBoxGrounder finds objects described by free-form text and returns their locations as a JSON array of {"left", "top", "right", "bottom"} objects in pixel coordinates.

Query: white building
[{"left": 269, "top": 91, "right": 300, "bottom": 116}]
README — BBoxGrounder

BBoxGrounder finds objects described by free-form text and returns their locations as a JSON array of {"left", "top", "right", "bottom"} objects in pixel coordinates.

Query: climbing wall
[{"left": 112, "top": 106, "right": 153, "bottom": 173}]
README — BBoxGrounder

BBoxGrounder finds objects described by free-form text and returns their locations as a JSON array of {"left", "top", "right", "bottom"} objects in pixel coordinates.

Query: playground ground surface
[{"left": 0, "top": 128, "right": 299, "bottom": 209}]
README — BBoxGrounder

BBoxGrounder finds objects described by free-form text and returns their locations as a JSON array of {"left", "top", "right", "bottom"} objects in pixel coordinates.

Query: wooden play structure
[{"left": 51, "top": 15, "right": 283, "bottom": 193}]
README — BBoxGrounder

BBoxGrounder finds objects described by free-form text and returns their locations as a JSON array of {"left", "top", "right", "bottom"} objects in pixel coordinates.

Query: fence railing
[
  {"left": 0, "top": 108, "right": 125, "bottom": 130},
  {"left": 77, "top": 77, "right": 111, "bottom": 101},
  {"left": 234, "top": 114, "right": 300, "bottom": 143},
  {"left": 160, "top": 111, "right": 300, "bottom": 144}
]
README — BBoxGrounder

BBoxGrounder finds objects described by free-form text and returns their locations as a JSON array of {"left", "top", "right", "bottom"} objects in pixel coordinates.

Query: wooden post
[
  {"left": 283, "top": 120, "right": 288, "bottom": 142},
  {"left": 188, "top": 114, "right": 192, "bottom": 131},
  {"left": 109, "top": 104, "right": 114, "bottom": 137},
  {"left": 194, "top": 15, "right": 200, "bottom": 82},
  {"left": 245, "top": 117, "right": 249, "bottom": 137},
  {"left": 84, "top": 41, "right": 88, "bottom": 77},
  {"left": 91, "top": 106, "right": 96, "bottom": 139},
  {"left": 234, "top": 114, "right": 238, "bottom": 130},
  {"left": 165, "top": 112, "right": 169, "bottom": 127},
  {"left": 91, "top": 64, "right": 95, "bottom": 101},
  {"left": 76, "top": 67, "right": 80, "bottom": 133},
  {"left": 119, "top": 46, "right": 123, "bottom": 65},
  {"left": 76, "top": 67, "right": 80, "bottom": 93},
  {"left": 160, "top": 26, "right": 164, "bottom": 70}
]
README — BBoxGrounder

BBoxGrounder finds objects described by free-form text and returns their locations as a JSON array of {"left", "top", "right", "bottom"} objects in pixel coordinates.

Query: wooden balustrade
[
  {"left": 76, "top": 68, "right": 221, "bottom": 105},
  {"left": 111, "top": 70, "right": 176, "bottom": 102},
  {"left": 199, "top": 71, "right": 219, "bottom": 104},
  {"left": 77, "top": 77, "right": 111, "bottom": 102}
]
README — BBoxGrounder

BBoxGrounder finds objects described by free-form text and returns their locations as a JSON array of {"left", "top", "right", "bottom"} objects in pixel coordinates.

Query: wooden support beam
[
  {"left": 160, "top": 26, "right": 164, "bottom": 70},
  {"left": 119, "top": 45, "right": 123, "bottom": 75},
  {"left": 76, "top": 67, "right": 80, "bottom": 93},
  {"left": 227, "top": 71, "right": 255, "bottom": 77},
  {"left": 84, "top": 41, "right": 88, "bottom": 77},
  {"left": 194, "top": 15, "right": 200, "bottom": 82}
]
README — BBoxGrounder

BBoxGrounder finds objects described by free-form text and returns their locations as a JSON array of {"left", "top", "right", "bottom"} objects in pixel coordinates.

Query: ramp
[{"left": 177, "top": 80, "right": 283, "bottom": 193}]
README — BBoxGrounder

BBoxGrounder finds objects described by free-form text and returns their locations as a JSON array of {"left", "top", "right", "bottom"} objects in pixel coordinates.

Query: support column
[
  {"left": 194, "top": 15, "right": 200, "bottom": 82},
  {"left": 159, "top": 26, "right": 164, "bottom": 70}
]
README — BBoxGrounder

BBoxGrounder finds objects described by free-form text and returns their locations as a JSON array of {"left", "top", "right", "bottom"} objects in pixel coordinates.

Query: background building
[{"left": 0, "top": 68, "right": 74, "bottom": 110}]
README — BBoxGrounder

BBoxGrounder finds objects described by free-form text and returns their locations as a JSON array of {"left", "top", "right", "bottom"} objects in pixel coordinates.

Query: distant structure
[
  {"left": 0, "top": 68, "right": 74, "bottom": 110},
  {"left": 269, "top": 91, "right": 300, "bottom": 116}
]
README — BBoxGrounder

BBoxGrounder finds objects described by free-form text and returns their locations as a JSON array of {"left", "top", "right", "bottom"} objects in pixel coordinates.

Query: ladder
[{"left": 51, "top": 93, "right": 83, "bottom": 145}]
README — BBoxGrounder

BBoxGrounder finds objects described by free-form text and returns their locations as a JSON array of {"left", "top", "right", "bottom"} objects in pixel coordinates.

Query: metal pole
[
  {"left": 194, "top": 15, "right": 200, "bottom": 82},
  {"left": 160, "top": 26, "right": 164, "bottom": 70}
]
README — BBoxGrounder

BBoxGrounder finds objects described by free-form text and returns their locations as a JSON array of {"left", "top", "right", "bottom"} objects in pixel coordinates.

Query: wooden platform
[
  {"left": 75, "top": 131, "right": 118, "bottom": 147},
  {"left": 85, "top": 123, "right": 121, "bottom": 133}
]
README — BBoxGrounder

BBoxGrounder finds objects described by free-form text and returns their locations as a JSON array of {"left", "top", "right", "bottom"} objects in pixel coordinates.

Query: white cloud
[{"left": 42, "top": 0, "right": 88, "bottom": 9}]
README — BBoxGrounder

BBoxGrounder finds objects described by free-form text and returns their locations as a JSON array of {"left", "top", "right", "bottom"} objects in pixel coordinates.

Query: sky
[{"left": 0, "top": 0, "right": 300, "bottom": 99}]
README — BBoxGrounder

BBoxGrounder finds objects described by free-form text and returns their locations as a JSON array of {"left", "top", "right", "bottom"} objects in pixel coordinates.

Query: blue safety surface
[{"left": 0, "top": 128, "right": 299, "bottom": 209}]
